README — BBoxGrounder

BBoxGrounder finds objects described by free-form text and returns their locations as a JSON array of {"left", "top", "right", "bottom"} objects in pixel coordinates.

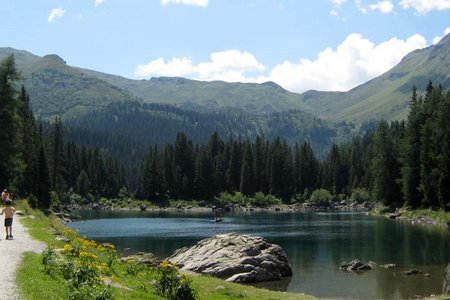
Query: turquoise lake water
[{"left": 68, "top": 210, "right": 450, "bottom": 299}]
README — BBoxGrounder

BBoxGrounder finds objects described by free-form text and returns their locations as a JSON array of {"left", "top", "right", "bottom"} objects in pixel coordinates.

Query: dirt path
[{"left": 0, "top": 215, "right": 46, "bottom": 300}]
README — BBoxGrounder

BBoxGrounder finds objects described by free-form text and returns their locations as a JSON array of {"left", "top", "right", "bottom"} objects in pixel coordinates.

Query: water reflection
[{"left": 69, "top": 210, "right": 450, "bottom": 299}]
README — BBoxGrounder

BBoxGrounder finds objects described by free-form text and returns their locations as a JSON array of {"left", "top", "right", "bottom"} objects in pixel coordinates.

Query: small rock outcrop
[
  {"left": 168, "top": 233, "right": 292, "bottom": 283},
  {"left": 340, "top": 259, "right": 376, "bottom": 271},
  {"left": 444, "top": 263, "right": 450, "bottom": 294},
  {"left": 401, "top": 269, "right": 421, "bottom": 276}
]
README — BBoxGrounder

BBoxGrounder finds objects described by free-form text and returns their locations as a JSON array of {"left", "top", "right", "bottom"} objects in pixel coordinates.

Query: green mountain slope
[
  {"left": 3, "top": 32, "right": 450, "bottom": 124},
  {"left": 78, "top": 68, "right": 311, "bottom": 114},
  {"left": 0, "top": 48, "right": 134, "bottom": 119},
  {"left": 300, "top": 33, "right": 450, "bottom": 123}
]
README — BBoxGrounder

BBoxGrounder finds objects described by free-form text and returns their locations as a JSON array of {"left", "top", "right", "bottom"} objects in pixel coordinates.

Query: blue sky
[{"left": 1, "top": 0, "right": 449, "bottom": 93}]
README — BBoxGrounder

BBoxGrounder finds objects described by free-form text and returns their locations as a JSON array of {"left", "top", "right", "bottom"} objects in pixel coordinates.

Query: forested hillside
[
  {"left": 0, "top": 55, "right": 127, "bottom": 208},
  {"left": 63, "top": 101, "right": 338, "bottom": 166},
  {"left": 135, "top": 82, "right": 450, "bottom": 210}
]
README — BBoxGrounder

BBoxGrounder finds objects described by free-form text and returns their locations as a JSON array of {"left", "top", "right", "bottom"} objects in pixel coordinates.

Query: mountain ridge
[{"left": 1, "top": 32, "right": 450, "bottom": 123}]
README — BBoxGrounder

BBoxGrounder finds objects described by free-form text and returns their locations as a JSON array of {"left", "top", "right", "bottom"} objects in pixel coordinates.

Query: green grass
[
  {"left": 400, "top": 209, "right": 450, "bottom": 226},
  {"left": 190, "top": 276, "right": 314, "bottom": 300},
  {"left": 17, "top": 253, "right": 67, "bottom": 300}
]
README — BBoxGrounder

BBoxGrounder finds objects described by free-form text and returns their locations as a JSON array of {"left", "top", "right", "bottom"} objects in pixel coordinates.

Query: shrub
[
  {"left": 350, "top": 188, "right": 370, "bottom": 204},
  {"left": 50, "top": 191, "right": 61, "bottom": 210},
  {"left": 309, "top": 189, "right": 333, "bottom": 206},
  {"left": 27, "top": 194, "right": 39, "bottom": 208},
  {"left": 249, "top": 192, "right": 282, "bottom": 207},
  {"left": 154, "top": 261, "right": 196, "bottom": 300}
]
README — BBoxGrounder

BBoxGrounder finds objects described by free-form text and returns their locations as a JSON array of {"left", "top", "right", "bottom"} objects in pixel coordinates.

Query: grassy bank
[
  {"left": 15, "top": 200, "right": 314, "bottom": 300},
  {"left": 372, "top": 204, "right": 450, "bottom": 228}
]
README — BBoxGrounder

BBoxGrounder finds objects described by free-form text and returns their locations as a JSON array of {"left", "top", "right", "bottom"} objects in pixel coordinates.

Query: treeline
[
  {"left": 3, "top": 55, "right": 449, "bottom": 210},
  {"left": 0, "top": 55, "right": 127, "bottom": 208},
  {"left": 63, "top": 101, "right": 338, "bottom": 173},
  {"left": 136, "top": 82, "right": 450, "bottom": 210}
]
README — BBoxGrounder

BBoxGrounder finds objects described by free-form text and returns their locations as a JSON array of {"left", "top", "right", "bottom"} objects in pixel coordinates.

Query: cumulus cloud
[
  {"left": 432, "top": 27, "right": 450, "bottom": 44},
  {"left": 135, "top": 34, "right": 428, "bottom": 93},
  {"left": 136, "top": 50, "right": 265, "bottom": 82},
  {"left": 399, "top": 0, "right": 450, "bottom": 14},
  {"left": 354, "top": 0, "right": 368, "bottom": 13},
  {"left": 267, "top": 33, "right": 426, "bottom": 92},
  {"left": 95, "top": 0, "right": 105, "bottom": 7},
  {"left": 161, "top": 0, "right": 208, "bottom": 7},
  {"left": 48, "top": 8, "right": 65, "bottom": 23},
  {"left": 331, "top": 0, "right": 348, "bottom": 5},
  {"left": 369, "top": 1, "right": 394, "bottom": 13}
]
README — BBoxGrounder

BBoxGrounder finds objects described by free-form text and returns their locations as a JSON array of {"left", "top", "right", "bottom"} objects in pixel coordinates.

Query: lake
[{"left": 68, "top": 210, "right": 450, "bottom": 299}]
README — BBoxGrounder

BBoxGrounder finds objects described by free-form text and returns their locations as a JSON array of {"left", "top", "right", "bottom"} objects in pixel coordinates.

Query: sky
[{"left": 1, "top": 0, "right": 449, "bottom": 94}]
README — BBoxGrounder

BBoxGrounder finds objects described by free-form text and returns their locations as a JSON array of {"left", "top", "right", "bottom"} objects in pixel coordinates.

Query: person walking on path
[
  {"left": 1, "top": 189, "right": 10, "bottom": 203},
  {"left": 1, "top": 200, "right": 16, "bottom": 239},
  {"left": 0, "top": 211, "right": 46, "bottom": 300}
]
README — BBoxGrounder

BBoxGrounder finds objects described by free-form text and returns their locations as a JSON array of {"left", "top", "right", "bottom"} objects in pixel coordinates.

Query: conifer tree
[
  {"left": 0, "top": 55, "right": 21, "bottom": 189},
  {"left": 401, "top": 87, "right": 424, "bottom": 208},
  {"left": 371, "top": 121, "right": 401, "bottom": 206}
]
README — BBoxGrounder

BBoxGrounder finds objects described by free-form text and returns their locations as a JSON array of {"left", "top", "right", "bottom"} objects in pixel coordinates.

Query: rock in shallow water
[{"left": 168, "top": 232, "right": 292, "bottom": 283}]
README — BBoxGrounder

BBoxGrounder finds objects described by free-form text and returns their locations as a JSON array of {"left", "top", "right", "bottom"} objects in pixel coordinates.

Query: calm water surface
[{"left": 68, "top": 210, "right": 450, "bottom": 299}]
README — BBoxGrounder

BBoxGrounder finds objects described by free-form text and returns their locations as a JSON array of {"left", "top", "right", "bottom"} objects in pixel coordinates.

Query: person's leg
[
  {"left": 9, "top": 225, "right": 12, "bottom": 238},
  {"left": 5, "top": 226, "right": 8, "bottom": 239}
]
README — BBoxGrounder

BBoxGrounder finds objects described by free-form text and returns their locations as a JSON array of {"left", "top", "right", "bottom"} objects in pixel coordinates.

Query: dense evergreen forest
[
  {"left": 1, "top": 55, "right": 449, "bottom": 211},
  {"left": 0, "top": 56, "right": 127, "bottom": 209},
  {"left": 135, "top": 82, "right": 450, "bottom": 210}
]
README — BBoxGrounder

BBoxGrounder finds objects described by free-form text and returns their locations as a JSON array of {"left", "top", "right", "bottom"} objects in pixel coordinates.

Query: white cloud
[
  {"left": 267, "top": 33, "right": 427, "bottom": 93},
  {"left": 331, "top": 0, "right": 348, "bottom": 5},
  {"left": 161, "top": 0, "right": 208, "bottom": 7},
  {"left": 399, "top": 0, "right": 450, "bottom": 14},
  {"left": 95, "top": 0, "right": 105, "bottom": 7},
  {"left": 432, "top": 27, "right": 450, "bottom": 44},
  {"left": 369, "top": 1, "right": 394, "bottom": 13},
  {"left": 354, "top": 0, "right": 368, "bottom": 13},
  {"left": 135, "top": 50, "right": 265, "bottom": 82},
  {"left": 48, "top": 8, "right": 65, "bottom": 23},
  {"left": 135, "top": 34, "right": 428, "bottom": 93},
  {"left": 330, "top": 9, "right": 346, "bottom": 21}
]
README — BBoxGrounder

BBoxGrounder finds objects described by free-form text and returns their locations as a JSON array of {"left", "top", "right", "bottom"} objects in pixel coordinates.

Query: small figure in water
[{"left": 213, "top": 206, "right": 223, "bottom": 222}]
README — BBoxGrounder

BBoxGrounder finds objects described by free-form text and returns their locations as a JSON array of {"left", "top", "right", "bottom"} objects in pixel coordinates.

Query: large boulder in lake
[
  {"left": 444, "top": 263, "right": 450, "bottom": 294},
  {"left": 168, "top": 232, "right": 292, "bottom": 283}
]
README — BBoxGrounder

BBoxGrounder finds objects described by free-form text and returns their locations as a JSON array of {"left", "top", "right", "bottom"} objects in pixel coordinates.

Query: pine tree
[
  {"left": 239, "top": 142, "right": 255, "bottom": 196},
  {"left": 401, "top": 87, "right": 424, "bottom": 208},
  {"left": 371, "top": 121, "right": 402, "bottom": 206},
  {"left": 0, "top": 55, "right": 21, "bottom": 189},
  {"left": 49, "top": 117, "right": 66, "bottom": 195},
  {"left": 17, "top": 86, "right": 40, "bottom": 197},
  {"left": 37, "top": 144, "right": 51, "bottom": 208},
  {"left": 76, "top": 170, "right": 90, "bottom": 197}
]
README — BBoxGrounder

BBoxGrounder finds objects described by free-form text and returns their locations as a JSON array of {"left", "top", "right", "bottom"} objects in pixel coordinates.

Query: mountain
[
  {"left": 2, "top": 32, "right": 450, "bottom": 124},
  {"left": 300, "top": 33, "right": 450, "bottom": 123},
  {"left": 0, "top": 48, "right": 134, "bottom": 119},
  {"left": 78, "top": 68, "right": 311, "bottom": 114}
]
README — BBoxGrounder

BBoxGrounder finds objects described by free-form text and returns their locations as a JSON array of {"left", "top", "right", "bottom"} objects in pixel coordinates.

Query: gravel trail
[{"left": 0, "top": 215, "right": 46, "bottom": 300}]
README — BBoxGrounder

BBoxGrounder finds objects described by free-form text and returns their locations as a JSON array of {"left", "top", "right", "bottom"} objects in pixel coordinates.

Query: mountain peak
[
  {"left": 262, "top": 81, "right": 285, "bottom": 91},
  {"left": 41, "top": 54, "right": 66, "bottom": 65}
]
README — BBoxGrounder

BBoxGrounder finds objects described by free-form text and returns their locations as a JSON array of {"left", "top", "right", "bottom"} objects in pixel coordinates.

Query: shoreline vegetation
[
  {"left": 16, "top": 199, "right": 315, "bottom": 300},
  {"left": 17, "top": 198, "right": 450, "bottom": 300},
  {"left": 59, "top": 195, "right": 450, "bottom": 229}
]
